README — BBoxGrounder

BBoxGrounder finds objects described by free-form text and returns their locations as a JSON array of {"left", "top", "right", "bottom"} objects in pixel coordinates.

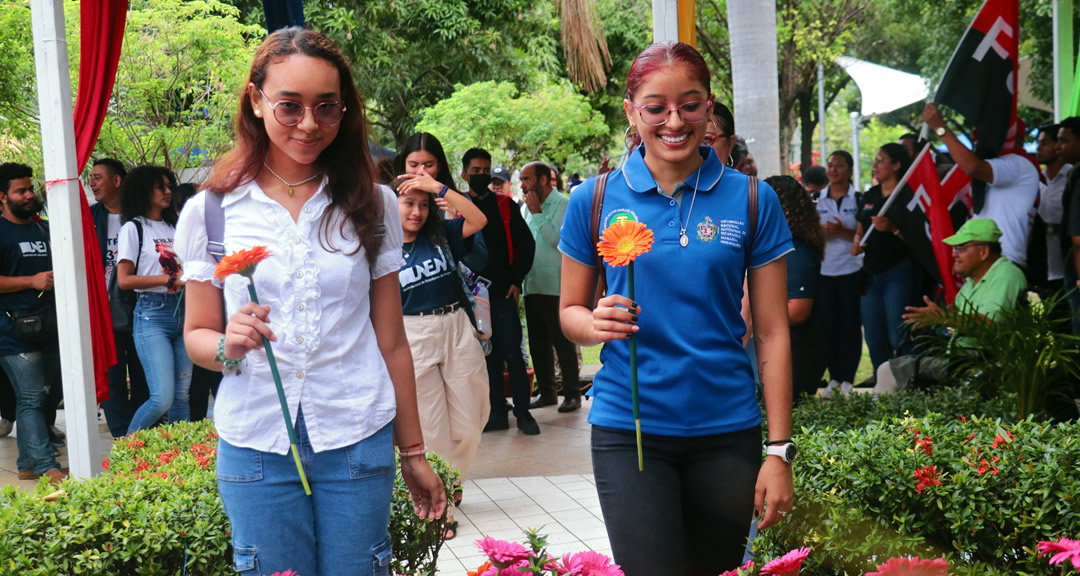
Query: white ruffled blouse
[{"left": 175, "top": 180, "right": 404, "bottom": 454}]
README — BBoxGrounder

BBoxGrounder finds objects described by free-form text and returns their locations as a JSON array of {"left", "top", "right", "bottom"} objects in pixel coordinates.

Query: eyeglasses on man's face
[
  {"left": 258, "top": 89, "right": 346, "bottom": 128},
  {"left": 951, "top": 242, "right": 987, "bottom": 254},
  {"left": 632, "top": 99, "right": 714, "bottom": 127}
]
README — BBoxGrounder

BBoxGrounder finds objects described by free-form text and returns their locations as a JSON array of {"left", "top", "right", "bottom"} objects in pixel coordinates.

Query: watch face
[
  {"left": 785, "top": 443, "right": 798, "bottom": 462},
  {"left": 936, "top": 127, "right": 947, "bottom": 137}
]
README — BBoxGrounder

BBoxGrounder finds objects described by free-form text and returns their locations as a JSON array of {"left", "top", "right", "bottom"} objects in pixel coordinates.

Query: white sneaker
[
  {"left": 0, "top": 418, "right": 12, "bottom": 437},
  {"left": 840, "top": 382, "right": 854, "bottom": 396},
  {"left": 820, "top": 380, "right": 840, "bottom": 399}
]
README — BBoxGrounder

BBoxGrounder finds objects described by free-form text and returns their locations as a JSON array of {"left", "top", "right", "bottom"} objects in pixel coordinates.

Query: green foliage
[
  {"left": 790, "top": 387, "right": 1017, "bottom": 434},
  {"left": 0, "top": 420, "right": 457, "bottom": 576},
  {"left": 415, "top": 79, "right": 610, "bottom": 172},
  {"left": 755, "top": 414, "right": 1080, "bottom": 575},
  {"left": 915, "top": 291, "right": 1080, "bottom": 420}
]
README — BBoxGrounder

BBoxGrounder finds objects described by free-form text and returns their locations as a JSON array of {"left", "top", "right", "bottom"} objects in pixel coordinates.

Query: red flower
[
  {"left": 127, "top": 438, "right": 145, "bottom": 450},
  {"left": 101, "top": 459, "right": 110, "bottom": 470},
  {"left": 865, "top": 556, "right": 949, "bottom": 576},
  {"left": 990, "top": 435, "right": 1007, "bottom": 449},
  {"left": 959, "top": 415, "right": 967, "bottom": 423},
  {"left": 913, "top": 465, "right": 942, "bottom": 493},
  {"left": 159, "top": 451, "right": 179, "bottom": 466},
  {"left": 915, "top": 435, "right": 934, "bottom": 456},
  {"left": 135, "top": 461, "right": 150, "bottom": 472},
  {"left": 1038, "top": 538, "right": 1080, "bottom": 569},
  {"left": 214, "top": 245, "right": 272, "bottom": 280},
  {"left": 761, "top": 547, "right": 811, "bottom": 575}
]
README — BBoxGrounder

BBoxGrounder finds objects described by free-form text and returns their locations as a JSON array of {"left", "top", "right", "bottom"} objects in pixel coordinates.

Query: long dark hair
[
  {"left": 121, "top": 165, "right": 178, "bottom": 226},
  {"left": 878, "top": 143, "right": 912, "bottom": 182},
  {"left": 389, "top": 178, "right": 445, "bottom": 245},
  {"left": 203, "top": 27, "right": 380, "bottom": 263},
  {"left": 394, "top": 132, "right": 457, "bottom": 192},
  {"left": 765, "top": 175, "right": 824, "bottom": 260}
]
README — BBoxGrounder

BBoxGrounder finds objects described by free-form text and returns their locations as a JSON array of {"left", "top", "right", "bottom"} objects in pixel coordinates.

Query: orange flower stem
[
  {"left": 248, "top": 283, "right": 312, "bottom": 496},
  {"left": 629, "top": 262, "right": 643, "bottom": 471}
]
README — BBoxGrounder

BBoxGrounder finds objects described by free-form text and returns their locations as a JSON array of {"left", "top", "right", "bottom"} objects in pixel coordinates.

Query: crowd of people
[{"left": 1, "top": 23, "right": 1077, "bottom": 576}]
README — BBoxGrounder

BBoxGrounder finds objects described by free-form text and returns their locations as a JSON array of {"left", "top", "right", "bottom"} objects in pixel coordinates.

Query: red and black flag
[{"left": 933, "top": 0, "right": 1019, "bottom": 160}]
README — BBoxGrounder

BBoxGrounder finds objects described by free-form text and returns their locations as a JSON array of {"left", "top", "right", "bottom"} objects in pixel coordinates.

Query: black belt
[{"left": 412, "top": 302, "right": 463, "bottom": 317}]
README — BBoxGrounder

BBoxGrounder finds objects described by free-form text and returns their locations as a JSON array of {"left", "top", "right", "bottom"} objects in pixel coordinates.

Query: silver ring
[{"left": 778, "top": 511, "right": 788, "bottom": 517}]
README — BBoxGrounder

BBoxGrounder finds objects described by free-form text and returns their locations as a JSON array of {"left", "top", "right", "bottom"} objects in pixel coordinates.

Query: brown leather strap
[
  {"left": 590, "top": 172, "right": 610, "bottom": 305},
  {"left": 746, "top": 177, "right": 758, "bottom": 270}
]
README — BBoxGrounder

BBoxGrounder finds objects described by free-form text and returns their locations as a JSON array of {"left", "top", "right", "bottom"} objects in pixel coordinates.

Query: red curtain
[{"left": 72, "top": 0, "right": 129, "bottom": 403}]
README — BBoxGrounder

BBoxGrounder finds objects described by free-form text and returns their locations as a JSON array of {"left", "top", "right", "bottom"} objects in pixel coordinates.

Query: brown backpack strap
[
  {"left": 745, "top": 177, "right": 758, "bottom": 271},
  {"left": 590, "top": 172, "right": 610, "bottom": 305}
]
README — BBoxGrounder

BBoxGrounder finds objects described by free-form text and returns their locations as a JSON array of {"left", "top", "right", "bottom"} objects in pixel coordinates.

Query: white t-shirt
[
  {"left": 978, "top": 155, "right": 1040, "bottom": 267},
  {"left": 815, "top": 186, "right": 862, "bottom": 276},
  {"left": 104, "top": 213, "right": 121, "bottom": 287},
  {"left": 116, "top": 216, "right": 179, "bottom": 293},
  {"left": 174, "top": 182, "right": 405, "bottom": 455},
  {"left": 1041, "top": 164, "right": 1072, "bottom": 281}
]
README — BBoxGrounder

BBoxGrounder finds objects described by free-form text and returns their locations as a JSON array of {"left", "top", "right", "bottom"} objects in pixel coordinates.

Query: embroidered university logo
[
  {"left": 603, "top": 208, "right": 638, "bottom": 228},
  {"left": 696, "top": 216, "right": 718, "bottom": 242}
]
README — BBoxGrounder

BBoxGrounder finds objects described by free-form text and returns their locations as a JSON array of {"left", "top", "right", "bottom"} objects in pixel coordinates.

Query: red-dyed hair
[
  {"left": 204, "top": 27, "right": 380, "bottom": 263},
  {"left": 625, "top": 41, "right": 712, "bottom": 148}
]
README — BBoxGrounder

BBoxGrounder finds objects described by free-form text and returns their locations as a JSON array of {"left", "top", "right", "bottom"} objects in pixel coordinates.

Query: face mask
[{"left": 468, "top": 173, "right": 492, "bottom": 195}]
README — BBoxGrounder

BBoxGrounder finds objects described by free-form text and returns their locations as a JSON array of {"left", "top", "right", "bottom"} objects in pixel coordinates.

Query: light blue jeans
[
  {"left": 861, "top": 257, "right": 920, "bottom": 372},
  {"left": 217, "top": 411, "right": 395, "bottom": 576},
  {"left": 127, "top": 292, "right": 191, "bottom": 433},
  {"left": 0, "top": 350, "right": 61, "bottom": 475}
]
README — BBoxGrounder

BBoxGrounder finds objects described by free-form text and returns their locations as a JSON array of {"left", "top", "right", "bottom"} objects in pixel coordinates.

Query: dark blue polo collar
[{"left": 621, "top": 145, "right": 726, "bottom": 194}]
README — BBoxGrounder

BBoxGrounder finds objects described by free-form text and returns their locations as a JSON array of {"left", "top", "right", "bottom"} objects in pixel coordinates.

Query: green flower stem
[
  {"left": 629, "top": 262, "right": 642, "bottom": 471},
  {"left": 247, "top": 282, "right": 312, "bottom": 496}
]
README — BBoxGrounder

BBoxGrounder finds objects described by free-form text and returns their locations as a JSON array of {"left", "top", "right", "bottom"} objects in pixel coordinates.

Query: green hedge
[
  {"left": 755, "top": 413, "right": 1080, "bottom": 575},
  {"left": 0, "top": 420, "right": 456, "bottom": 575}
]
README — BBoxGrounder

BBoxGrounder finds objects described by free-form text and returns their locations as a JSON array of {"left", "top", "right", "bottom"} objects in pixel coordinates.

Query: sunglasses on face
[{"left": 258, "top": 89, "right": 346, "bottom": 128}]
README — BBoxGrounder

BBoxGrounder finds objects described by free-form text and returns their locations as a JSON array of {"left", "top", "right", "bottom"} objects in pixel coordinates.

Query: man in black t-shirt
[
  {"left": 1057, "top": 117, "right": 1080, "bottom": 332},
  {"left": 0, "top": 163, "right": 65, "bottom": 484}
]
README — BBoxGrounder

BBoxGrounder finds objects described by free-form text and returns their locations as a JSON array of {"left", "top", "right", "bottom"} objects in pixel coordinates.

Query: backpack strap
[
  {"left": 745, "top": 177, "right": 758, "bottom": 271},
  {"left": 133, "top": 219, "right": 144, "bottom": 273},
  {"left": 205, "top": 191, "right": 226, "bottom": 263},
  {"left": 590, "top": 172, "right": 610, "bottom": 305}
]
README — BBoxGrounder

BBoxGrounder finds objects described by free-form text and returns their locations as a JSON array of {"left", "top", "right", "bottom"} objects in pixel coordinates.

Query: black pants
[
  {"left": 189, "top": 366, "right": 222, "bottom": 422},
  {"left": 486, "top": 295, "right": 532, "bottom": 421},
  {"left": 591, "top": 425, "right": 761, "bottom": 575},
  {"left": 817, "top": 272, "right": 862, "bottom": 383},
  {"left": 100, "top": 330, "right": 150, "bottom": 438},
  {"left": 0, "top": 368, "right": 14, "bottom": 421},
  {"left": 524, "top": 294, "right": 580, "bottom": 401}
]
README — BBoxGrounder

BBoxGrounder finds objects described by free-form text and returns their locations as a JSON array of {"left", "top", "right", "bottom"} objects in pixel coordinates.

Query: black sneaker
[{"left": 516, "top": 413, "right": 540, "bottom": 435}]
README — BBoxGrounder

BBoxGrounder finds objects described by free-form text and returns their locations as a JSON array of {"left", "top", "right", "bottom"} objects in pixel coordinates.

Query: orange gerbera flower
[
  {"left": 597, "top": 220, "right": 654, "bottom": 267},
  {"left": 214, "top": 245, "right": 271, "bottom": 280}
]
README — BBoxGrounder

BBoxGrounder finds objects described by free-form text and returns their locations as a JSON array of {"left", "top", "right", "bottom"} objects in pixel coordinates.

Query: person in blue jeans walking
[
  {"left": 175, "top": 28, "right": 445, "bottom": 576},
  {"left": 852, "top": 143, "right": 921, "bottom": 374},
  {"left": 0, "top": 162, "right": 67, "bottom": 484},
  {"left": 116, "top": 165, "right": 190, "bottom": 433}
]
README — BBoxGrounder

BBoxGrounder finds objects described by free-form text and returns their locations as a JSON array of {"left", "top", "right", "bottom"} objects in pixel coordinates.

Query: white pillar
[
  {"left": 727, "top": 0, "right": 782, "bottom": 178},
  {"left": 1053, "top": 0, "right": 1074, "bottom": 121},
  {"left": 850, "top": 112, "right": 862, "bottom": 192},
  {"left": 31, "top": 0, "right": 102, "bottom": 479},
  {"left": 818, "top": 62, "right": 828, "bottom": 162},
  {"left": 652, "top": 0, "right": 679, "bottom": 42}
]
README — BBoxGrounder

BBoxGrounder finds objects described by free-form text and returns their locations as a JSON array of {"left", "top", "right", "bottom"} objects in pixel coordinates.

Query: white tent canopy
[{"left": 836, "top": 56, "right": 931, "bottom": 118}]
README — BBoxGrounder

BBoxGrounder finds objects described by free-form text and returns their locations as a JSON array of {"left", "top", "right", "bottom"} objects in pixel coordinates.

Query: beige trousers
[{"left": 404, "top": 308, "right": 491, "bottom": 480}]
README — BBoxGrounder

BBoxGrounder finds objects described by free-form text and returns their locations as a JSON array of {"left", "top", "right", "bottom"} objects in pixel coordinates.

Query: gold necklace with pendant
[{"left": 263, "top": 162, "right": 321, "bottom": 196}]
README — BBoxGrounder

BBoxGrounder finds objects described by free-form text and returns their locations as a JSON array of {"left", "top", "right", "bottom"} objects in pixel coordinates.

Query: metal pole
[
  {"left": 652, "top": 0, "right": 679, "bottom": 42},
  {"left": 818, "top": 62, "right": 827, "bottom": 162},
  {"left": 850, "top": 112, "right": 862, "bottom": 192},
  {"left": 1053, "top": 0, "right": 1074, "bottom": 121},
  {"left": 31, "top": 0, "right": 101, "bottom": 479}
]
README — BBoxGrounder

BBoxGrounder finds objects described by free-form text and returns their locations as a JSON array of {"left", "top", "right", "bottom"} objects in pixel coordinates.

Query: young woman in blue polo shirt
[{"left": 559, "top": 42, "right": 795, "bottom": 575}]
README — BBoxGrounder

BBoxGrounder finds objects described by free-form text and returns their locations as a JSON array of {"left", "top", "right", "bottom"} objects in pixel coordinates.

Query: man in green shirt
[
  {"left": 520, "top": 162, "right": 581, "bottom": 413},
  {"left": 875, "top": 218, "right": 1027, "bottom": 393}
]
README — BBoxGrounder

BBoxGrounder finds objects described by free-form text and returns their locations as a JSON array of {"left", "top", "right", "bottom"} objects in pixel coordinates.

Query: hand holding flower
[
  {"left": 222, "top": 301, "right": 276, "bottom": 362},
  {"left": 591, "top": 294, "right": 640, "bottom": 342}
]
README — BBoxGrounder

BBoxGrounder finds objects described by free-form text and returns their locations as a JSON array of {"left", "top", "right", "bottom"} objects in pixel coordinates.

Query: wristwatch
[
  {"left": 765, "top": 440, "right": 798, "bottom": 463},
  {"left": 935, "top": 126, "right": 947, "bottom": 138}
]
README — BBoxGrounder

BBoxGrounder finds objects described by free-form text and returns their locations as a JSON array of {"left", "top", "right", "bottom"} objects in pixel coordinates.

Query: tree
[
  {"left": 305, "top": 0, "right": 562, "bottom": 149},
  {"left": 414, "top": 79, "right": 610, "bottom": 172}
]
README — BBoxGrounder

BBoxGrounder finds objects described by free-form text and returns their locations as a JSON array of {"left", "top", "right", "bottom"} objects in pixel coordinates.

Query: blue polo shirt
[{"left": 560, "top": 146, "right": 794, "bottom": 436}]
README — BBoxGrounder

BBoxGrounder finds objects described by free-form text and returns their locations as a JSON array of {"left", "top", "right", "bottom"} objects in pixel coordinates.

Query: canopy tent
[{"left": 836, "top": 56, "right": 931, "bottom": 118}]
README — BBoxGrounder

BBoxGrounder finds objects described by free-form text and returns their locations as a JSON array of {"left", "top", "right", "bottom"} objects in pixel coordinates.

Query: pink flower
[
  {"left": 761, "top": 547, "right": 811, "bottom": 575},
  {"left": 562, "top": 550, "right": 624, "bottom": 576},
  {"left": 476, "top": 537, "right": 531, "bottom": 565},
  {"left": 497, "top": 560, "right": 533, "bottom": 576},
  {"left": 718, "top": 559, "right": 755, "bottom": 576},
  {"left": 267, "top": 571, "right": 298, "bottom": 576},
  {"left": 1038, "top": 538, "right": 1080, "bottom": 569},
  {"left": 865, "top": 556, "right": 949, "bottom": 576}
]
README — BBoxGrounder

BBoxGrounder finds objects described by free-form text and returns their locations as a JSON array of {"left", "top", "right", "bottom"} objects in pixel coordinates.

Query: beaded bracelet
[
  {"left": 216, "top": 335, "right": 242, "bottom": 368},
  {"left": 437, "top": 185, "right": 448, "bottom": 199}
]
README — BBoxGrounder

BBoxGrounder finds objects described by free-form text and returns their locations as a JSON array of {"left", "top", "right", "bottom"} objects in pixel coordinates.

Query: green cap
[{"left": 943, "top": 218, "right": 1003, "bottom": 245}]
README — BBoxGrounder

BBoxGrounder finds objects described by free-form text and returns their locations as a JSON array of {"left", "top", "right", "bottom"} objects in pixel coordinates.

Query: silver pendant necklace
[
  {"left": 678, "top": 161, "right": 709, "bottom": 247},
  {"left": 263, "top": 162, "right": 321, "bottom": 197}
]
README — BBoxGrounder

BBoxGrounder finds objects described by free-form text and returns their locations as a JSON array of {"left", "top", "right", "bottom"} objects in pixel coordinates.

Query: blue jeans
[
  {"left": 128, "top": 292, "right": 191, "bottom": 433},
  {"left": 217, "top": 412, "right": 395, "bottom": 576},
  {"left": 0, "top": 350, "right": 61, "bottom": 475},
  {"left": 861, "top": 257, "right": 919, "bottom": 372},
  {"left": 102, "top": 329, "right": 149, "bottom": 437}
]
